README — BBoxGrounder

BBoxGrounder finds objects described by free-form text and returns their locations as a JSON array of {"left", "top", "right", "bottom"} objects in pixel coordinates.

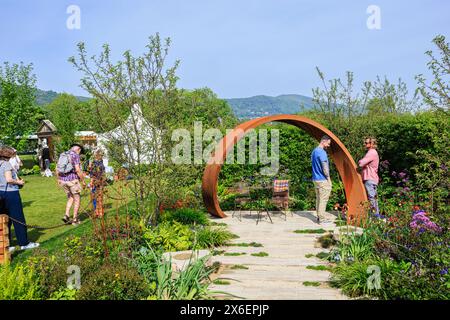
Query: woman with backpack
[
  {"left": 0, "top": 145, "right": 39, "bottom": 253},
  {"left": 57, "top": 144, "right": 86, "bottom": 226}
]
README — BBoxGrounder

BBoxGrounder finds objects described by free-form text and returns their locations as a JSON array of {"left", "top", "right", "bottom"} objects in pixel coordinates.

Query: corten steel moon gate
[{"left": 202, "top": 114, "right": 368, "bottom": 222}]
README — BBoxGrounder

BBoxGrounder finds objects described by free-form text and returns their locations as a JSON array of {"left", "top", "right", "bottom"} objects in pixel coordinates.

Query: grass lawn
[
  {"left": 18, "top": 175, "right": 92, "bottom": 243},
  {"left": 9, "top": 175, "right": 134, "bottom": 263},
  {"left": 19, "top": 154, "right": 38, "bottom": 169}
]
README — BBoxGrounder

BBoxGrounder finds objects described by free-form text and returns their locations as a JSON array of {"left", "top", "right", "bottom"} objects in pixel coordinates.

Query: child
[{"left": 88, "top": 148, "right": 106, "bottom": 218}]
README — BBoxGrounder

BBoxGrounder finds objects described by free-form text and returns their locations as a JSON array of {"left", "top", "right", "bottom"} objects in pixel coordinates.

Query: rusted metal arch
[{"left": 202, "top": 114, "right": 367, "bottom": 221}]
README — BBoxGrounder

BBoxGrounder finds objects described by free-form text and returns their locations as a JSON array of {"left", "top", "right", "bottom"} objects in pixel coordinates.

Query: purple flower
[
  {"left": 410, "top": 210, "right": 442, "bottom": 233},
  {"left": 440, "top": 268, "right": 448, "bottom": 275},
  {"left": 398, "top": 172, "right": 407, "bottom": 179}
]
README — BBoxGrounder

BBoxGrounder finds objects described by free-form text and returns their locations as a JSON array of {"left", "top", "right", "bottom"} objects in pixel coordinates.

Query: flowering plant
[{"left": 409, "top": 209, "right": 442, "bottom": 234}]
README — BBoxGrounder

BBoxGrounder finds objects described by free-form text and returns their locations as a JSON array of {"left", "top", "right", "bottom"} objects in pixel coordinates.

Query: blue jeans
[
  {"left": 364, "top": 180, "right": 380, "bottom": 216},
  {"left": 0, "top": 190, "right": 29, "bottom": 246},
  {"left": 44, "top": 159, "right": 50, "bottom": 170}
]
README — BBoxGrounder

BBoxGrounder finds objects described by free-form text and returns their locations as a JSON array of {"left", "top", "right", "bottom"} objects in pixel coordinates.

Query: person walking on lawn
[
  {"left": 358, "top": 137, "right": 381, "bottom": 217},
  {"left": 57, "top": 144, "right": 86, "bottom": 226},
  {"left": 41, "top": 140, "right": 53, "bottom": 177},
  {"left": 88, "top": 148, "right": 106, "bottom": 218},
  {"left": 0, "top": 146, "right": 39, "bottom": 253},
  {"left": 311, "top": 135, "right": 333, "bottom": 224},
  {"left": 9, "top": 148, "right": 23, "bottom": 174}
]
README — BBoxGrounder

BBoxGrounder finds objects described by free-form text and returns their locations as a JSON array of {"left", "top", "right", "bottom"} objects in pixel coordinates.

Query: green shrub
[
  {"left": 135, "top": 248, "right": 219, "bottom": 300},
  {"left": 0, "top": 264, "right": 42, "bottom": 300},
  {"left": 27, "top": 247, "right": 104, "bottom": 298},
  {"left": 218, "top": 192, "right": 237, "bottom": 211},
  {"left": 290, "top": 198, "right": 308, "bottom": 210},
  {"left": 49, "top": 288, "right": 77, "bottom": 300},
  {"left": 32, "top": 165, "right": 41, "bottom": 174},
  {"left": 330, "top": 231, "right": 375, "bottom": 262},
  {"left": 19, "top": 168, "right": 38, "bottom": 176},
  {"left": 76, "top": 261, "right": 153, "bottom": 300},
  {"left": 194, "top": 226, "right": 234, "bottom": 249},
  {"left": 330, "top": 258, "right": 411, "bottom": 299},
  {"left": 162, "top": 208, "right": 210, "bottom": 226},
  {"left": 143, "top": 221, "right": 193, "bottom": 252},
  {"left": 380, "top": 267, "right": 450, "bottom": 300},
  {"left": 317, "top": 233, "right": 337, "bottom": 248}
]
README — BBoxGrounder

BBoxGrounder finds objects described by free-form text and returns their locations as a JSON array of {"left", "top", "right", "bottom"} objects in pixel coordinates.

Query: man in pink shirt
[{"left": 358, "top": 137, "right": 380, "bottom": 216}]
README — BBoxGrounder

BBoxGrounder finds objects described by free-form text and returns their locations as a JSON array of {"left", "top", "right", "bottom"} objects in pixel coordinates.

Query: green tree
[
  {"left": 0, "top": 62, "right": 43, "bottom": 150},
  {"left": 416, "top": 35, "right": 450, "bottom": 111},
  {"left": 68, "top": 34, "right": 235, "bottom": 223},
  {"left": 45, "top": 93, "right": 80, "bottom": 152},
  {"left": 310, "top": 68, "right": 419, "bottom": 158}
]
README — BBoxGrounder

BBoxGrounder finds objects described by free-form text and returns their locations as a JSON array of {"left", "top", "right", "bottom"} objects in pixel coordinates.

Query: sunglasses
[{"left": 364, "top": 142, "right": 371, "bottom": 145}]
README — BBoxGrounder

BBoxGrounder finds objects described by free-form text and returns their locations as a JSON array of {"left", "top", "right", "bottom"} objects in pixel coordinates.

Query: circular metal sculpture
[{"left": 202, "top": 114, "right": 367, "bottom": 221}]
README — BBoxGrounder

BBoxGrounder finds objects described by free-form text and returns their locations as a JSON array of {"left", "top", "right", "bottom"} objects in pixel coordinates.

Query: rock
[{"left": 162, "top": 249, "right": 211, "bottom": 272}]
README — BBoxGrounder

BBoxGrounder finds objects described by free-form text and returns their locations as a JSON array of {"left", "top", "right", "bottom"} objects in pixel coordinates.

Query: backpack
[{"left": 57, "top": 151, "right": 74, "bottom": 174}]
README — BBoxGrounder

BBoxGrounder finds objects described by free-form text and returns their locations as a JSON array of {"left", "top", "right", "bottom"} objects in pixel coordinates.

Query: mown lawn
[
  {"left": 20, "top": 154, "right": 38, "bottom": 169},
  {"left": 17, "top": 175, "right": 91, "bottom": 243},
  {"left": 9, "top": 175, "right": 133, "bottom": 263}
]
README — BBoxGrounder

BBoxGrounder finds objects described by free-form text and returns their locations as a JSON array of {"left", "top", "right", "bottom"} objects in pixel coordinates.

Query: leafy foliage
[
  {"left": 0, "top": 264, "right": 42, "bottom": 300},
  {"left": 416, "top": 35, "right": 450, "bottom": 110},
  {"left": 194, "top": 226, "right": 234, "bottom": 249},
  {"left": 76, "top": 261, "right": 153, "bottom": 300},
  {"left": 161, "top": 208, "right": 210, "bottom": 226},
  {"left": 134, "top": 248, "right": 219, "bottom": 300},
  {"left": 143, "top": 221, "right": 193, "bottom": 252},
  {"left": 0, "top": 62, "right": 43, "bottom": 150}
]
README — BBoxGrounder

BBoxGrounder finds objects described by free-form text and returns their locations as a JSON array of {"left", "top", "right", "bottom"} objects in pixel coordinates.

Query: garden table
[{"left": 234, "top": 185, "right": 273, "bottom": 225}]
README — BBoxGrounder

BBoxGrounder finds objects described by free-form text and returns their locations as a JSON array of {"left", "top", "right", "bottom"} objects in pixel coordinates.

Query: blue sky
[{"left": 0, "top": 0, "right": 449, "bottom": 98}]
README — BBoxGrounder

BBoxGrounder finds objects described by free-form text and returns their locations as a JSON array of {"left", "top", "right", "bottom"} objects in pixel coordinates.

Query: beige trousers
[{"left": 313, "top": 180, "right": 332, "bottom": 220}]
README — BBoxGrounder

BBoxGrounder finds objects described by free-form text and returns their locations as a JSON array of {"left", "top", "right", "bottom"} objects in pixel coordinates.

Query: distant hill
[
  {"left": 225, "top": 94, "right": 315, "bottom": 119},
  {"left": 35, "top": 89, "right": 90, "bottom": 105},
  {"left": 33, "top": 89, "right": 315, "bottom": 119}
]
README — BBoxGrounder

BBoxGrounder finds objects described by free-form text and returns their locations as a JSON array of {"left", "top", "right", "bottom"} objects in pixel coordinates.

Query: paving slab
[{"left": 210, "top": 210, "right": 348, "bottom": 300}]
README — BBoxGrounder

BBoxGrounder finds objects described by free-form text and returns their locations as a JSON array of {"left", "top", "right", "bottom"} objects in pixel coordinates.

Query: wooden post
[{"left": 0, "top": 214, "right": 10, "bottom": 264}]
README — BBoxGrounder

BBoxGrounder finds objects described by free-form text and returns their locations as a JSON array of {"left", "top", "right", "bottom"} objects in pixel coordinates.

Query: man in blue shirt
[{"left": 311, "top": 135, "right": 332, "bottom": 224}]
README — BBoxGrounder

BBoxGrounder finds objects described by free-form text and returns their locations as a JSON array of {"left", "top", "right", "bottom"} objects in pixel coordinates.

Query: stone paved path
[{"left": 209, "top": 210, "right": 348, "bottom": 300}]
